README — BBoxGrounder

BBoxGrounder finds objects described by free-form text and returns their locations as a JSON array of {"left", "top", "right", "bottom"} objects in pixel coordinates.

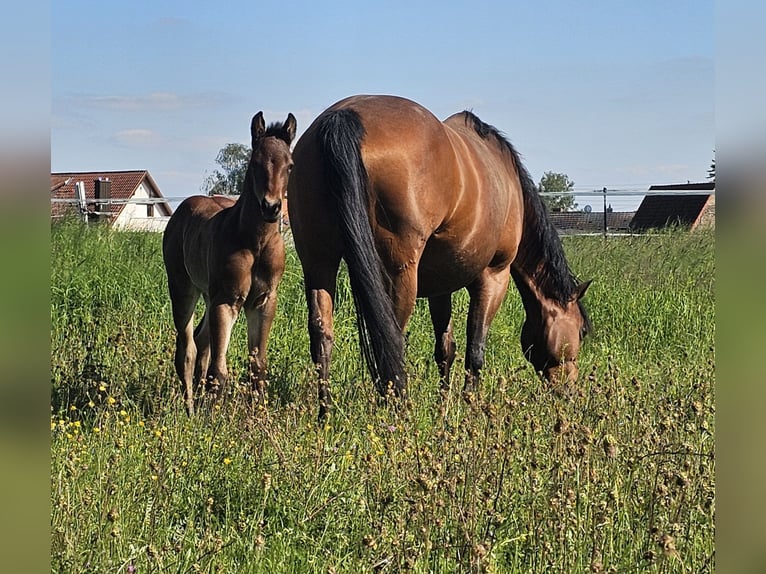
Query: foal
[{"left": 163, "top": 112, "right": 296, "bottom": 414}]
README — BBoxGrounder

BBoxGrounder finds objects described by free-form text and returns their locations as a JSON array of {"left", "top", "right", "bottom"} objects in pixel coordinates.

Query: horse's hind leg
[
  {"left": 168, "top": 283, "right": 200, "bottom": 415},
  {"left": 386, "top": 256, "right": 420, "bottom": 398},
  {"left": 428, "top": 294, "right": 456, "bottom": 393},
  {"left": 304, "top": 263, "right": 340, "bottom": 421},
  {"left": 464, "top": 267, "right": 511, "bottom": 400},
  {"left": 194, "top": 302, "right": 211, "bottom": 384}
]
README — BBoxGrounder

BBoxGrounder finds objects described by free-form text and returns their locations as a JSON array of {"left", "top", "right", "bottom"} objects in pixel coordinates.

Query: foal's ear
[
  {"left": 573, "top": 279, "right": 593, "bottom": 301},
  {"left": 282, "top": 113, "right": 297, "bottom": 144},
  {"left": 251, "top": 111, "right": 266, "bottom": 144}
]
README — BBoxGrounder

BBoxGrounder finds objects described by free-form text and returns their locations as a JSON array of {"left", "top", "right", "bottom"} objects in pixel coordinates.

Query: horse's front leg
[
  {"left": 207, "top": 296, "right": 241, "bottom": 403},
  {"left": 464, "top": 268, "right": 511, "bottom": 401},
  {"left": 428, "top": 294, "right": 456, "bottom": 393},
  {"left": 244, "top": 289, "right": 279, "bottom": 401}
]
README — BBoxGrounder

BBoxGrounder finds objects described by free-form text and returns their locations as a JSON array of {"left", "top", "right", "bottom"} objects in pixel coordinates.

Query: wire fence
[{"left": 51, "top": 188, "right": 715, "bottom": 236}]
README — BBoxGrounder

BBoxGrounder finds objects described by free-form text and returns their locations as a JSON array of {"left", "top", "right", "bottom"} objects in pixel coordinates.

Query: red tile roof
[{"left": 50, "top": 170, "right": 172, "bottom": 220}]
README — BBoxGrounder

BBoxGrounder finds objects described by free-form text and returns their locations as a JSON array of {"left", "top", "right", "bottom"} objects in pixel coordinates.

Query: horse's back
[
  {"left": 163, "top": 195, "right": 236, "bottom": 282},
  {"left": 293, "top": 95, "right": 462, "bottom": 235},
  {"left": 290, "top": 95, "right": 524, "bottom": 294}
]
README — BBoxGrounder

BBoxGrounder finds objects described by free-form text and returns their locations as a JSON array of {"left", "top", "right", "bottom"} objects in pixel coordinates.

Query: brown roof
[
  {"left": 630, "top": 183, "right": 715, "bottom": 231},
  {"left": 648, "top": 182, "right": 715, "bottom": 192},
  {"left": 50, "top": 170, "right": 172, "bottom": 220}
]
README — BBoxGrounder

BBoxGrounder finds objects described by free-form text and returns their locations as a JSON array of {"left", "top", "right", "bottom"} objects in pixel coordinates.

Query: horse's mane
[
  {"left": 260, "top": 121, "right": 292, "bottom": 143},
  {"left": 265, "top": 121, "right": 287, "bottom": 137},
  {"left": 461, "top": 111, "right": 591, "bottom": 331}
]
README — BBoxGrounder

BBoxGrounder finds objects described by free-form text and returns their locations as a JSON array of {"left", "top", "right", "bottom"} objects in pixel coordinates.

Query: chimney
[{"left": 94, "top": 178, "right": 111, "bottom": 219}]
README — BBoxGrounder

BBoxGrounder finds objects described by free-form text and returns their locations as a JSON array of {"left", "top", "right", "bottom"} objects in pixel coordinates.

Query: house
[
  {"left": 630, "top": 182, "right": 715, "bottom": 232},
  {"left": 51, "top": 170, "right": 173, "bottom": 231}
]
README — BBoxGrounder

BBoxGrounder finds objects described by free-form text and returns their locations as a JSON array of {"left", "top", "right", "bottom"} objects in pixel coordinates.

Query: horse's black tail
[{"left": 316, "top": 109, "right": 407, "bottom": 396}]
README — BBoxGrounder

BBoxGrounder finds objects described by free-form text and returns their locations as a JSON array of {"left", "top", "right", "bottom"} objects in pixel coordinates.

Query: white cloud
[
  {"left": 113, "top": 128, "right": 161, "bottom": 147},
  {"left": 67, "top": 91, "right": 233, "bottom": 113}
]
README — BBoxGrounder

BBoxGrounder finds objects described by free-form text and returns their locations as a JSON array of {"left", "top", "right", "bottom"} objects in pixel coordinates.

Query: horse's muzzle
[
  {"left": 544, "top": 361, "right": 579, "bottom": 385},
  {"left": 260, "top": 198, "right": 282, "bottom": 222}
]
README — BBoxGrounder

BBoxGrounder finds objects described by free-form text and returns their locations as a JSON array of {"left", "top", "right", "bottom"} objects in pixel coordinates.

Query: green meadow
[{"left": 51, "top": 220, "right": 714, "bottom": 573}]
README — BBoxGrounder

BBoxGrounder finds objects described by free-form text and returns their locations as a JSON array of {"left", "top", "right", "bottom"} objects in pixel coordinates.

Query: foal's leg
[
  {"left": 168, "top": 283, "right": 200, "bottom": 415},
  {"left": 244, "top": 297, "right": 276, "bottom": 397},
  {"left": 206, "top": 293, "right": 242, "bottom": 402},
  {"left": 428, "top": 294, "right": 456, "bottom": 392},
  {"left": 193, "top": 303, "right": 211, "bottom": 385},
  {"left": 464, "top": 267, "right": 511, "bottom": 399},
  {"left": 245, "top": 240, "right": 286, "bottom": 400}
]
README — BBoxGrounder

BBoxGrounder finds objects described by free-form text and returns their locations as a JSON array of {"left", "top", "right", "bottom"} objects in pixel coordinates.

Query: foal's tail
[{"left": 316, "top": 109, "right": 407, "bottom": 395}]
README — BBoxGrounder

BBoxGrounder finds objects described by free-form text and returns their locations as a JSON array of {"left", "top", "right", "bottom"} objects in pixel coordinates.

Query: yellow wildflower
[
  {"left": 107, "top": 396, "right": 116, "bottom": 405},
  {"left": 223, "top": 458, "right": 232, "bottom": 465}
]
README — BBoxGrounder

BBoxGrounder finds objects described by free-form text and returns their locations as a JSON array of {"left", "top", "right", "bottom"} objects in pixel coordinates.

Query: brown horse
[
  {"left": 288, "top": 95, "right": 591, "bottom": 418},
  {"left": 163, "top": 112, "right": 296, "bottom": 414}
]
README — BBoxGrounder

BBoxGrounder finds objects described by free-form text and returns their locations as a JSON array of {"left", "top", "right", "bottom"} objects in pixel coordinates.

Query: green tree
[
  {"left": 202, "top": 143, "right": 251, "bottom": 195},
  {"left": 538, "top": 171, "right": 577, "bottom": 212},
  {"left": 707, "top": 152, "right": 715, "bottom": 181}
]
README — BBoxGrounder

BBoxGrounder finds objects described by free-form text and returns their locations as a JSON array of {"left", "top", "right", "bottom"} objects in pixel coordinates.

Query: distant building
[
  {"left": 548, "top": 211, "right": 634, "bottom": 235},
  {"left": 630, "top": 182, "right": 715, "bottom": 231},
  {"left": 51, "top": 170, "right": 173, "bottom": 231}
]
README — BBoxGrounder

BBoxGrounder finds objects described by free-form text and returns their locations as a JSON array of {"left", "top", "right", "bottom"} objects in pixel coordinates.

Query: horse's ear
[
  {"left": 282, "top": 113, "right": 297, "bottom": 144},
  {"left": 251, "top": 112, "right": 266, "bottom": 145},
  {"left": 573, "top": 279, "right": 593, "bottom": 301}
]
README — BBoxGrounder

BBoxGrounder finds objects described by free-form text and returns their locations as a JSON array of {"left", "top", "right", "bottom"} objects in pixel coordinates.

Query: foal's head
[
  {"left": 245, "top": 111, "right": 297, "bottom": 222},
  {"left": 520, "top": 280, "right": 592, "bottom": 384}
]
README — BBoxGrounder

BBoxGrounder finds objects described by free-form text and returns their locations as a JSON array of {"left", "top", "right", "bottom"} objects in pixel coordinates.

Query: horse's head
[
  {"left": 520, "top": 279, "right": 592, "bottom": 384},
  {"left": 245, "top": 111, "right": 297, "bottom": 222}
]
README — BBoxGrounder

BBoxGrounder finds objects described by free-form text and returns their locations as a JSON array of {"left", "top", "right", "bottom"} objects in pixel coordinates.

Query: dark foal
[{"left": 163, "top": 112, "right": 296, "bottom": 414}]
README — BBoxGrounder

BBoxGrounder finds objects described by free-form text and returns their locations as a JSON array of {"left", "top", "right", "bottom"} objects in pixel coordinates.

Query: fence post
[{"left": 602, "top": 187, "right": 607, "bottom": 237}]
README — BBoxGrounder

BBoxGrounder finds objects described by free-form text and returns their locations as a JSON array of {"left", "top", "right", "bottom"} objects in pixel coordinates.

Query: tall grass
[{"left": 51, "top": 220, "right": 714, "bottom": 573}]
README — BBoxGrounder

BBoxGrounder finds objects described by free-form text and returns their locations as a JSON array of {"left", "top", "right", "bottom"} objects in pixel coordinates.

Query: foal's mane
[
  {"left": 461, "top": 112, "right": 590, "bottom": 328},
  {"left": 260, "top": 121, "right": 292, "bottom": 144}
]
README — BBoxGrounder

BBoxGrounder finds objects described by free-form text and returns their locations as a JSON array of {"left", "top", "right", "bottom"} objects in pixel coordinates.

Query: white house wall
[{"left": 112, "top": 182, "right": 170, "bottom": 232}]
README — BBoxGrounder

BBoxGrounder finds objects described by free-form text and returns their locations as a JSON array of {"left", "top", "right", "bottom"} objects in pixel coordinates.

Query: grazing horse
[
  {"left": 163, "top": 112, "right": 296, "bottom": 414},
  {"left": 288, "top": 95, "right": 591, "bottom": 418}
]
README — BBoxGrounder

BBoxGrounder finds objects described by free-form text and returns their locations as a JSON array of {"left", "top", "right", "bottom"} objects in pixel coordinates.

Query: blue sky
[{"left": 51, "top": 1, "right": 714, "bottom": 211}]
